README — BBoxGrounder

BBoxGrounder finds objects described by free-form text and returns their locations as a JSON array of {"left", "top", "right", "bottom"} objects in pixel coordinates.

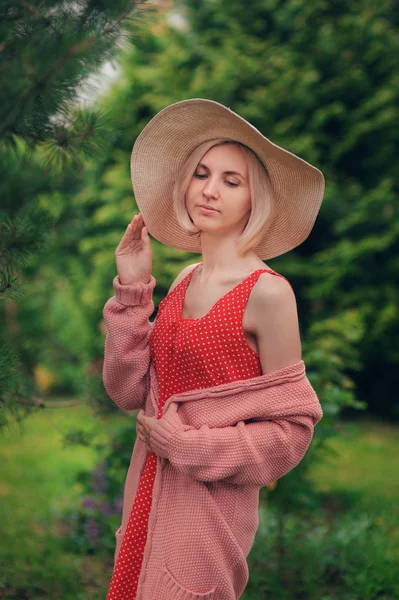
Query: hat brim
[{"left": 130, "top": 98, "right": 325, "bottom": 260}]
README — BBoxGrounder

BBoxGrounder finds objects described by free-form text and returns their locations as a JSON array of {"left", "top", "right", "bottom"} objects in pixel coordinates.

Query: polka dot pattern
[{"left": 106, "top": 263, "right": 287, "bottom": 599}]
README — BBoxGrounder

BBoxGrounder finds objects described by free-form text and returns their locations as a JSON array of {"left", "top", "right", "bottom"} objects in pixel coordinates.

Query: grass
[
  {"left": 0, "top": 405, "right": 397, "bottom": 599},
  {"left": 0, "top": 401, "right": 125, "bottom": 600},
  {"left": 309, "top": 417, "right": 399, "bottom": 505},
  {"left": 243, "top": 417, "right": 399, "bottom": 600}
]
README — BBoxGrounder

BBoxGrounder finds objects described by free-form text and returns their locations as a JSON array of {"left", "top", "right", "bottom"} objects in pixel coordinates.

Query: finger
[
  {"left": 137, "top": 410, "right": 146, "bottom": 423},
  {"left": 118, "top": 215, "right": 140, "bottom": 246},
  {"left": 130, "top": 213, "right": 140, "bottom": 227},
  {"left": 115, "top": 223, "right": 132, "bottom": 251},
  {"left": 131, "top": 215, "right": 143, "bottom": 241}
]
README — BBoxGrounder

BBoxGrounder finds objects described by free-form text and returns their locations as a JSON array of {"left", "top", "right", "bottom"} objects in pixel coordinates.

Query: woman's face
[{"left": 185, "top": 143, "right": 252, "bottom": 236}]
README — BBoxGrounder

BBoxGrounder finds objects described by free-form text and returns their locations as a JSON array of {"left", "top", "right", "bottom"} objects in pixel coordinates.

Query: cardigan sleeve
[
  {"left": 102, "top": 274, "right": 156, "bottom": 411},
  {"left": 150, "top": 406, "right": 321, "bottom": 487}
]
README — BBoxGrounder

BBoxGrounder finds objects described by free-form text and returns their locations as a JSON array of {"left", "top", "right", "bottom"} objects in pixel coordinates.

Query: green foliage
[
  {"left": 1, "top": 0, "right": 398, "bottom": 596},
  {"left": 65, "top": 412, "right": 399, "bottom": 597},
  {"left": 62, "top": 420, "right": 137, "bottom": 555},
  {"left": 0, "top": 0, "right": 147, "bottom": 167},
  {"left": 3, "top": 0, "right": 397, "bottom": 522},
  {"left": 263, "top": 306, "right": 366, "bottom": 512},
  {"left": 0, "top": 403, "right": 110, "bottom": 599},
  {"left": 83, "top": 0, "right": 398, "bottom": 415},
  {"left": 0, "top": 336, "right": 38, "bottom": 429},
  {"left": 245, "top": 503, "right": 399, "bottom": 599},
  {"left": 0, "top": 1, "right": 150, "bottom": 432},
  {"left": 1, "top": 399, "right": 398, "bottom": 599}
]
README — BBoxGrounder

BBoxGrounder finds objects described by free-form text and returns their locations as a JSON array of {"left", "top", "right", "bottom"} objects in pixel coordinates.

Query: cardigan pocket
[{"left": 153, "top": 565, "right": 216, "bottom": 600}]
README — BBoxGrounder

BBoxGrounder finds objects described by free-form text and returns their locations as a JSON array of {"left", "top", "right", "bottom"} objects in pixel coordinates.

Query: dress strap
[
  {"left": 255, "top": 268, "right": 294, "bottom": 293},
  {"left": 227, "top": 268, "right": 294, "bottom": 324}
]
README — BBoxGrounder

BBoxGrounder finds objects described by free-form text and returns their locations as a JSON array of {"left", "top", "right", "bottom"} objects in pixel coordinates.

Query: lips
[{"left": 198, "top": 205, "right": 219, "bottom": 212}]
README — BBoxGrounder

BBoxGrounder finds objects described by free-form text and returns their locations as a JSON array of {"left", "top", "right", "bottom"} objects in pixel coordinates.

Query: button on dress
[{"left": 105, "top": 263, "right": 291, "bottom": 599}]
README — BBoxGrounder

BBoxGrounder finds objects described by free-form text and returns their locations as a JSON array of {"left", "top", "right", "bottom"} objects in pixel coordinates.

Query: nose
[{"left": 202, "top": 177, "right": 219, "bottom": 199}]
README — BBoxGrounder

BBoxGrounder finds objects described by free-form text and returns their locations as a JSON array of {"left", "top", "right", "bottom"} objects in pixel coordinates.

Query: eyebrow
[{"left": 197, "top": 162, "right": 247, "bottom": 182}]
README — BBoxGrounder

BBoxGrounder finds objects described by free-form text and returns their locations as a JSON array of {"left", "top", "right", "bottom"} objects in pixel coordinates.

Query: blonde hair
[{"left": 172, "top": 138, "right": 276, "bottom": 256}]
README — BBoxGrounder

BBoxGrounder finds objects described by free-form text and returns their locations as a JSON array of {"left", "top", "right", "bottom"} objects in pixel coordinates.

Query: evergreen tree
[
  {"left": 51, "top": 0, "right": 395, "bottom": 518},
  {"left": 0, "top": 0, "right": 151, "bottom": 430},
  {"left": 19, "top": 0, "right": 398, "bottom": 421},
  {"left": 126, "top": 0, "right": 399, "bottom": 417}
]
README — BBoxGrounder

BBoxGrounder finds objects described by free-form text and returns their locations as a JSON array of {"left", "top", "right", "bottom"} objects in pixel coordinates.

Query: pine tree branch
[{"left": 16, "top": 0, "right": 60, "bottom": 39}]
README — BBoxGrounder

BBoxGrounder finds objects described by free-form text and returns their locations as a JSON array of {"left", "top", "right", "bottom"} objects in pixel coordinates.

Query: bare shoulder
[
  {"left": 168, "top": 262, "right": 201, "bottom": 294},
  {"left": 254, "top": 271, "right": 295, "bottom": 301},
  {"left": 245, "top": 270, "right": 297, "bottom": 330},
  {"left": 246, "top": 270, "right": 302, "bottom": 371}
]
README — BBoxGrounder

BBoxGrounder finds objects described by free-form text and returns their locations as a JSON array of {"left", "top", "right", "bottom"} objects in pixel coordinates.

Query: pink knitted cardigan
[{"left": 102, "top": 274, "right": 323, "bottom": 600}]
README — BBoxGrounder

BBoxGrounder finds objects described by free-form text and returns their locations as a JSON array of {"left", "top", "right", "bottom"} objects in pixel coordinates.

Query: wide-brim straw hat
[{"left": 130, "top": 98, "right": 325, "bottom": 260}]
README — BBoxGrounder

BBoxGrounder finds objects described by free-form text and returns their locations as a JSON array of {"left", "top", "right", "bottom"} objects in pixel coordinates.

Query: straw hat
[{"left": 130, "top": 98, "right": 325, "bottom": 260}]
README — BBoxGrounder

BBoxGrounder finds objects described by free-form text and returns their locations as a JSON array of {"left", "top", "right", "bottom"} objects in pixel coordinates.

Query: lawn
[
  {"left": 0, "top": 404, "right": 397, "bottom": 599},
  {"left": 309, "top": 417, "right": 399, "bottom": 529},
  {"left": 0, "top": 401, "right": 124, "bottom": 600}
]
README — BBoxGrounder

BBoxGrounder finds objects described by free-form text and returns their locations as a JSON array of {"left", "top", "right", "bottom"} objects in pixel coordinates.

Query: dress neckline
[{"left": 180, "top": 262, "right": 276, "bottom": 322}]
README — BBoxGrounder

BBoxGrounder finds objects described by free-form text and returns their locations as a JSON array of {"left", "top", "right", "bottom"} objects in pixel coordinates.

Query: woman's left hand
[{"left": 136, "top": 402, "right": 179, "bottom": 453}]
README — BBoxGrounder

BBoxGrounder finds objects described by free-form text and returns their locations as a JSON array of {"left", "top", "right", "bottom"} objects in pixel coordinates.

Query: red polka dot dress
[{"left": 106, "top": 263, "right": 290, "bottom": 599}]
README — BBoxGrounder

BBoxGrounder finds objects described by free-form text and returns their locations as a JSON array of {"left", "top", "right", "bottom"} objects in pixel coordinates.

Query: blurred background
[{"left": 0, "top": 1, "right": 398, "bottom": 598}]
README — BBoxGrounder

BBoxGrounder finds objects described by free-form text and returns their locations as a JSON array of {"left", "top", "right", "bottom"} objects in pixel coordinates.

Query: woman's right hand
[{"left": 115, "top": 213, "right": 153, "bottom": 285}]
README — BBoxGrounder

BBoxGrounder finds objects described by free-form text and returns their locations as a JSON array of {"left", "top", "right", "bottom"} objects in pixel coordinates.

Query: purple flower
[
  {"left": 99, "top": 501, "right": 113, "bottom": 517},
  {"left": 91, "top": 460, "right": 108, "bottom": 492},
  {"left": 114, "top": 496, "right": 123, "bottom": 512},
  {"left": 85, "top": 518, "right": 101, "bottom": 541},
  {"left": 83, "top": 497, "right": 97, "bottom": 509}
]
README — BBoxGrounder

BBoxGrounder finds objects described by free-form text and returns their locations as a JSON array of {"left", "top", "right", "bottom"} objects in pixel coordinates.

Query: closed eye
[{"left": 193, "top": 173, "right": 238, "bottom": 187}]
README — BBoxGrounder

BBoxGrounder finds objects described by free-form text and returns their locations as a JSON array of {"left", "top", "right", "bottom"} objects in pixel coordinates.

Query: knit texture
[
  {"left": 102, "top": 274, "right": 156, "bottom": 411},
  {"left": 106, "top": 264, "right": 281, "bottom": 599},
  {"left": 102, "top": 273, "right": 323, "bottom": 600}
]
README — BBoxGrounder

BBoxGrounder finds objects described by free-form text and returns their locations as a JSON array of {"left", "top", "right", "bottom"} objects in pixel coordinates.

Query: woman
[{"left": 103, "top": 99, "right": 325, "bottom": 600}]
